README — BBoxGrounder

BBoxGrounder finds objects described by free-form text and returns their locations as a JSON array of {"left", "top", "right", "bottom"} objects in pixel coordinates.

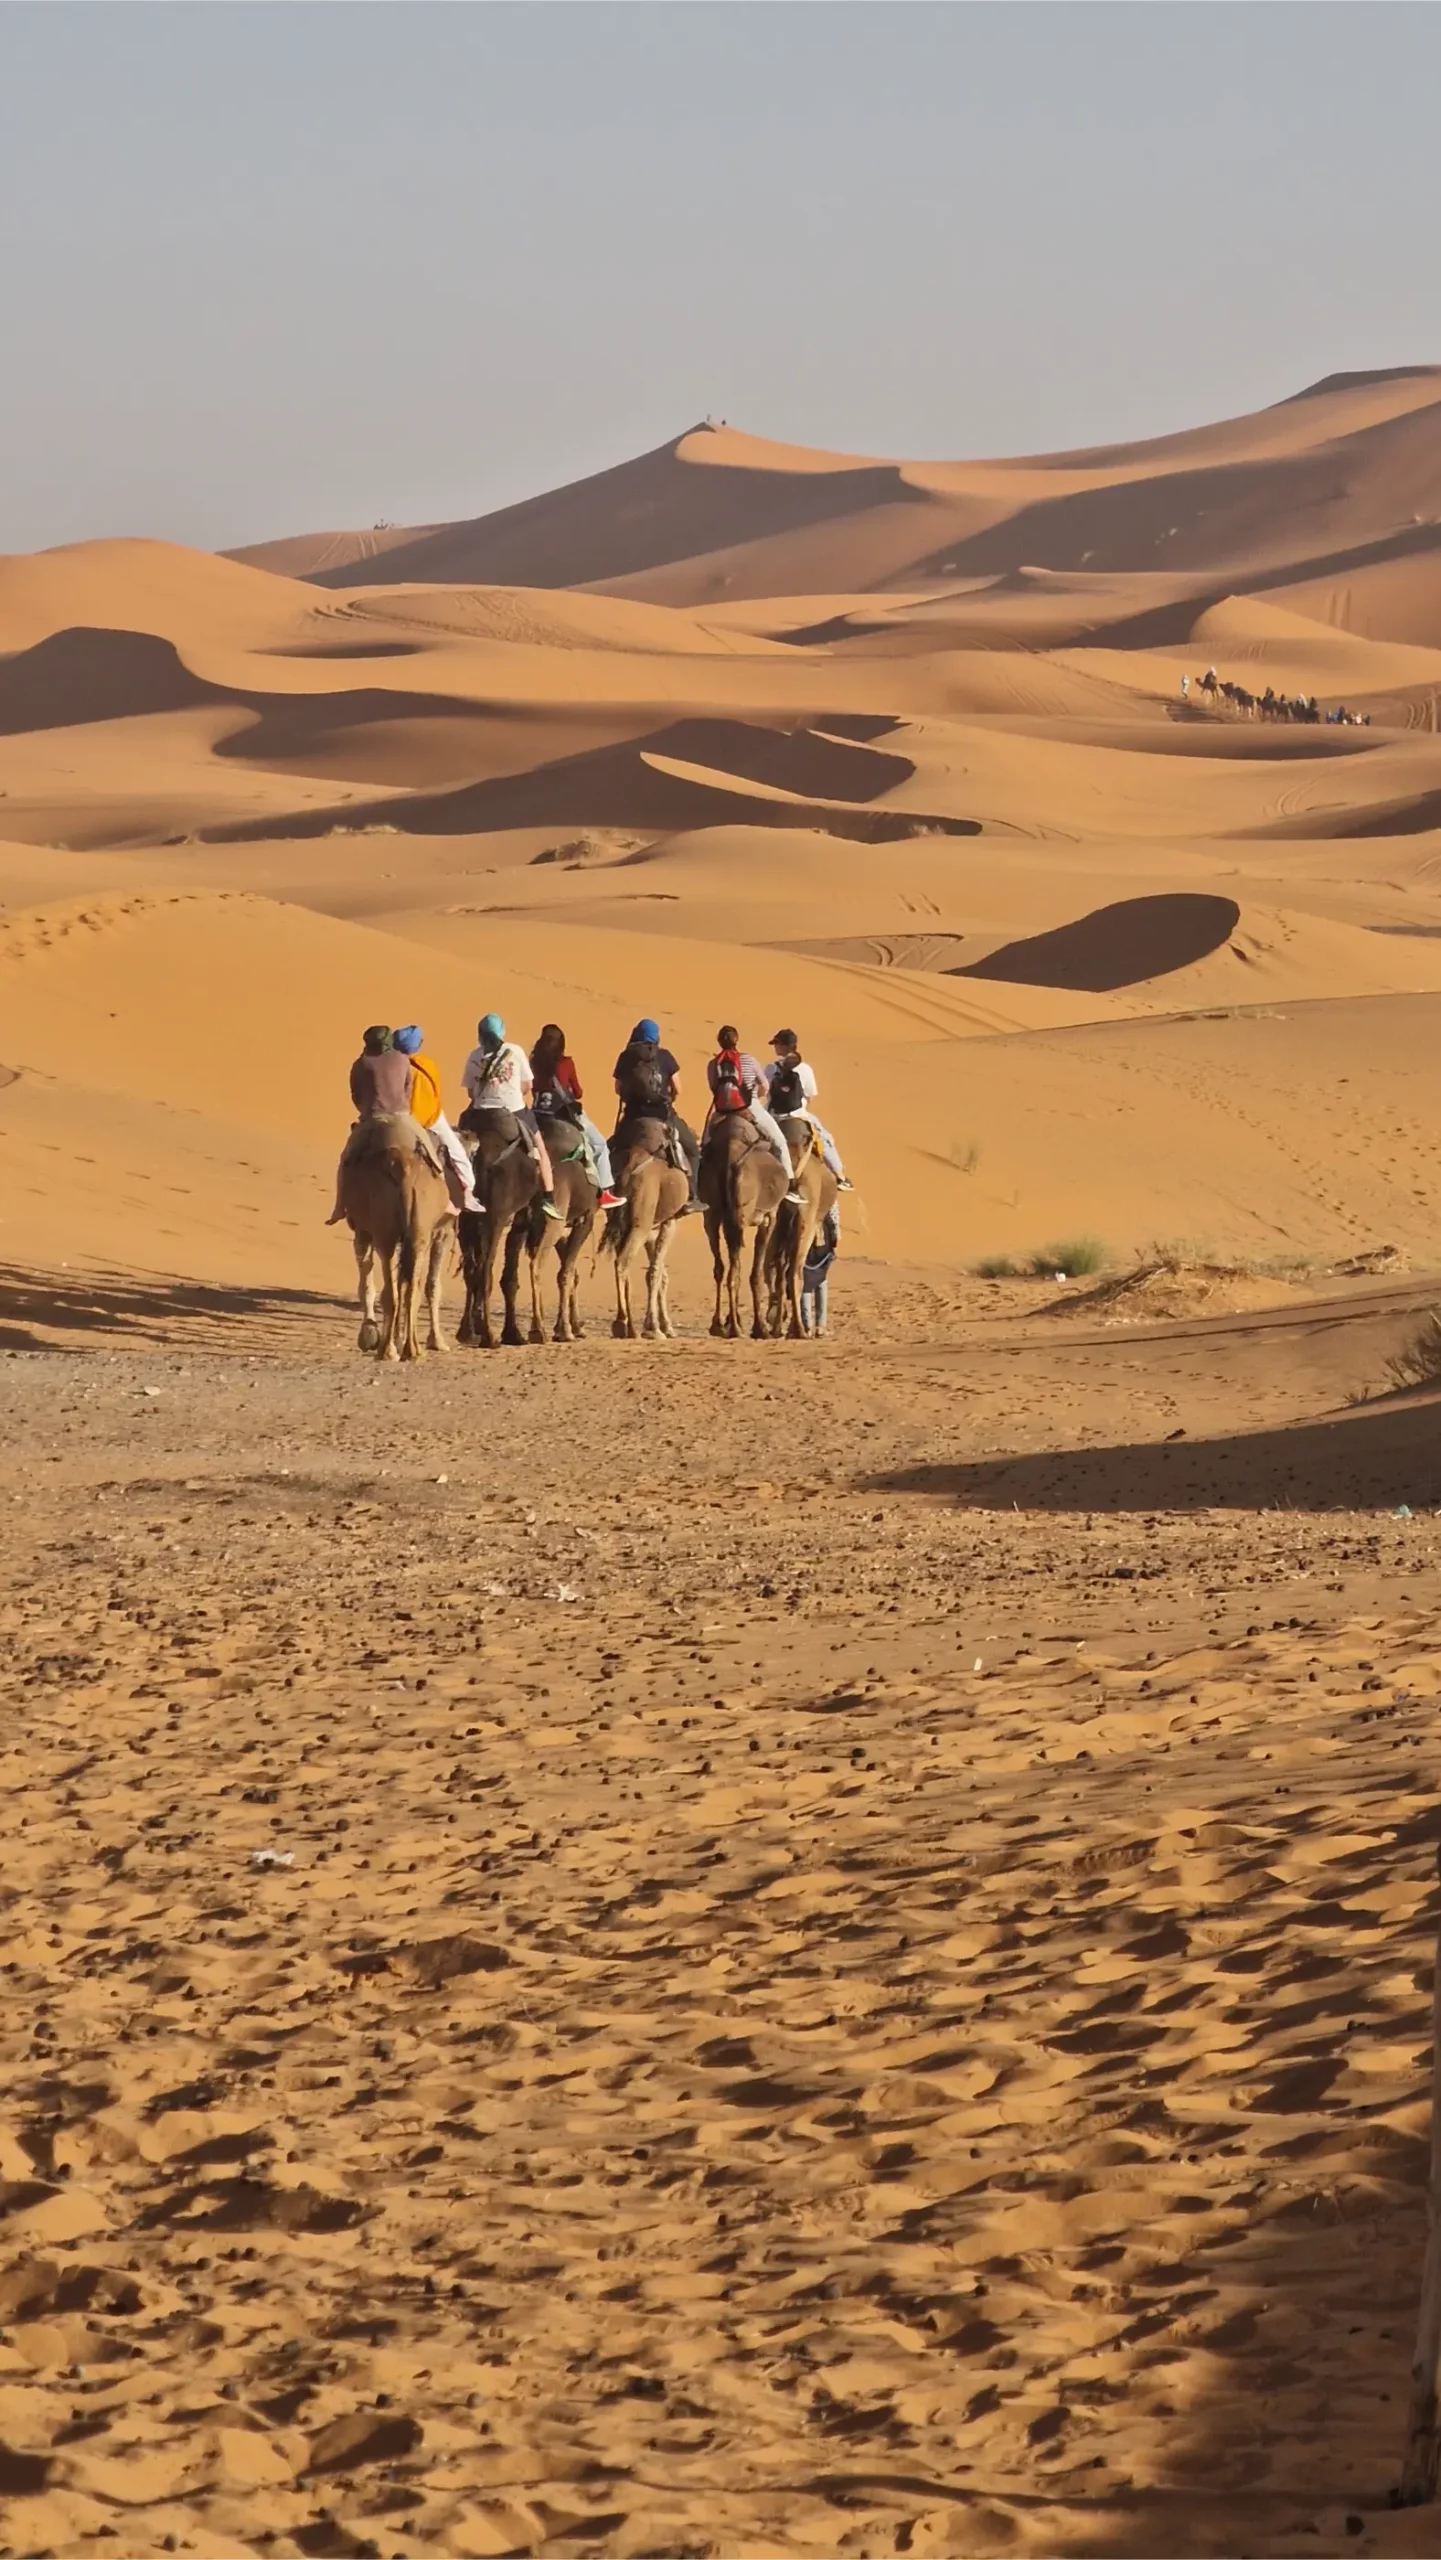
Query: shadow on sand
[
  {"left": 872, "top": 1389, "right": 1441, "bottom": 1513},
  {"left": 0, "top": 1262, "right": 344, "bottom": 1355}
]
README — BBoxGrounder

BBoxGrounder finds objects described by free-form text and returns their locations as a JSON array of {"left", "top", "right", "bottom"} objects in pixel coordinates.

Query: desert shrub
[
  {"left": 1386, "top": 1310, "right": 1441, "bottom": 1393},
  {"left": 975, "top": 1254, "right": 1021, "bottom": 1279},
  {"left": 1030, "top": 1237, "right": 1108, "bottom": 1279}
]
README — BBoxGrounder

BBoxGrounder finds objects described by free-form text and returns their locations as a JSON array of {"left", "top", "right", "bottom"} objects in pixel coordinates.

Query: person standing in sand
[{"left": 325, "top": 1024, "right": 415, "bottom": 1223}]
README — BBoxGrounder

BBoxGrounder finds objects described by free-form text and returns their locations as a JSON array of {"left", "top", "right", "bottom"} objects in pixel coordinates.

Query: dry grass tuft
[{"left": 1385, "top": 1309, "right": 1441, "bottom": 1394}]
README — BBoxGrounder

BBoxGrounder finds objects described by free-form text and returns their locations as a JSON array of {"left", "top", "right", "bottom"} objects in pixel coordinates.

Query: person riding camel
[
  {"left": 326, "top": 1023, "right": 416, "bottom": 1224},
  {"left": 612, "top": 1018, "right": 701, "bottom": 1209},
  {"left": 392, "top": 1024, "right": 481, "bottom": 1215},
  {"left": 706, "top": 1025, "right": 803, "bottom": 1205},
  {"left": 529, "top": 1023, "right": 624, "bottom": 1213},
  {"left": 461, "top": 1013, "right": 564, "bottom": 1221},
  {"left": 765, "top": 1029, "right": 853, "bottom": 1200}
]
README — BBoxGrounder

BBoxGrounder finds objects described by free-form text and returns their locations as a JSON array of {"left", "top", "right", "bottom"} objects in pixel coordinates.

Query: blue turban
[
  {"left": 478, "top": 1013, "right": 505, "bottom": 1048},
  {"left": 633, "top": 1018, "right": 661, "bottom": 1045},
  {"left": 393, "top": 1024, "right": 424, "bottom": 1055}
]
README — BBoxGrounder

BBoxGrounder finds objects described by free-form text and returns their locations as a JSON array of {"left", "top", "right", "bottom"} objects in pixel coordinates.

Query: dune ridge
[{"left": 10, "top": 370, "right": 1441, "bottom": 2559}]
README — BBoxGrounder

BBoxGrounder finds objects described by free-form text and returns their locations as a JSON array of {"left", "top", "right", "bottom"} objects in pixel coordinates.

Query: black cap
[{"left": 770, "top": 1027, "right": 798, "bottom": 1048}]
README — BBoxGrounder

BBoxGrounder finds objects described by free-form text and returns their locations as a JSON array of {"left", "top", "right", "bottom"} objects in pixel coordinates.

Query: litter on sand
[{"left": 250, "top": 1848, "right": 296, "bottom": 1870}]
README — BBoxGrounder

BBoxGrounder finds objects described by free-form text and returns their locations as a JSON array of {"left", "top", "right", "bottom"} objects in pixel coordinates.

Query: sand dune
[
  {"left": 230, "top": 370, "right": 1441, "bottom": 607},
  {"left": 12, "top": 374, "right": 1441, "bottom": 2557}
]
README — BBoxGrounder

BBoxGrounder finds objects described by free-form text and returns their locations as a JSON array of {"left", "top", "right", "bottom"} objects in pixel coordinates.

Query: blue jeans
[{"left": 580, "top": 1112, "right": 614, "bottom": 1191}]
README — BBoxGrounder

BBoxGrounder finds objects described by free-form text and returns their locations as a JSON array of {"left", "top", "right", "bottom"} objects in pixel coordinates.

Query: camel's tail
[{"left": 599, "top": 1202, "right": 631, "bottom": 1258}]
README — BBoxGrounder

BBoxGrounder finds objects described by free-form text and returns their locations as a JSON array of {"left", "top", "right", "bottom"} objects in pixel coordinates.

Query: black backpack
[
  {"left": 619, "top": 1041, "right": 669, "bottom": 1113},
  {"left": 769, "top": 1060, "right": 806, "bottom": 1117},
  {"left": 533, "top": 1077, "right": 580, "bottom": 1123}
]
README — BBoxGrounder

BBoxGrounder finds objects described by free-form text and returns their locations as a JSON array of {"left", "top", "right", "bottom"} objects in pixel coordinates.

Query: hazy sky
[{"left": 2, "top": 2, "right": 1437, "bottom": 556}]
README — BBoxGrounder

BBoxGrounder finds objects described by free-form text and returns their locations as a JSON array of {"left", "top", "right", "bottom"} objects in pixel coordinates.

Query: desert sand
[{"left": 6, "top": 370, "right": 1441, "bottom": 2555}]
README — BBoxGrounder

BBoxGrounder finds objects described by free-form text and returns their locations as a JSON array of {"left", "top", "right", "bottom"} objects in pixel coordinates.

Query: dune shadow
[
  {"left": 0, "top": 629, "right": 222, "bottom": 735},
  {"left": 0, "top": 1263, "right": 344, "bottom": 1355},
  {"left": 871, "top": 1391, "right": 1441, "bottom": 1513},
  {"left": 953, "top": 894, "right": 1240, "bottom": 993},
  {"left": 300, "top": 433, "right": 916, "bottom": 592},
  {"left": 203, "top": 717, "right": 981, "bottom": 845},
  {"left": 258, "top": 641, "right": 425, "bottom": 661},
  {"left": 1255, "top": 788, "right": 1441, "bottom": 841}
]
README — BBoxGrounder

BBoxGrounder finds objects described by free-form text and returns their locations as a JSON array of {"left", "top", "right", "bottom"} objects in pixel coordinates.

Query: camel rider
[
  {"left": 529, "top": 1024, "right": 624, "bottom": 1212},
  {"left": 326, "top": 1024, "right": 414, "bottom": 1224},
  {"left": 612, "top": 1018, "right": 701, "bottom": 1207},
  {"left": 393, "top": 1025, "right": 481, "bottom": 1215},
  {"left": 766, "top": 1029, "right": 853, "bottom": 1195},
  {"left": 461, "top": 1014, "right": 564, "bottom": 1220},
  {"left": 707, "top": 1025, "right": 803, "bottom": 1205}
]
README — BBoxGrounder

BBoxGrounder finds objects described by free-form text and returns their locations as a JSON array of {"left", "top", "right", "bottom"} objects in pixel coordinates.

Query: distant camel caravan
[
  {"left": 1188, "top": 667, "right": 1370, "bottom": 726},
  {"left": 331, "top": 1015, "right": 852, "bottom": 1356}
]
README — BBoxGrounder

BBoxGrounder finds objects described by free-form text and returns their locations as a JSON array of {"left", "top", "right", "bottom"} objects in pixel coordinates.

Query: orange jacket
[{"left": 407, "top": 1051, "right": 443, "bottom": 1128}]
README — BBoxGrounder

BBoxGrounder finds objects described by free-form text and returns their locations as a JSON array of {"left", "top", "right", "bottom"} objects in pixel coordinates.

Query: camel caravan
[
  {"left": 329, "top": 1015, "right": 851, "bottom": 1360},
  {"left": 1183, "top": 667, "right": 1371, "bottom": 725}
]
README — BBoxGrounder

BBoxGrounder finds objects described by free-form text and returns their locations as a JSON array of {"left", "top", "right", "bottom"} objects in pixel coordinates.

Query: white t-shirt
[
  {"left": 462, "top": 1039, "right": 531, "bottom": 1112},
  {"left": 766, "top": 1058, "right": 819, "bottom": 1120}
]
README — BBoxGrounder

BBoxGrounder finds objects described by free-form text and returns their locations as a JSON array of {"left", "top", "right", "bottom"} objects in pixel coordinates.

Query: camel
[
  {"left": 699, "top": 1112, "right": 790, "bottom": 1340},
  {"left": 339, "top": 1113, "right": 452, "bottom": 1362},
  {"left": 455, "top": 1109, "right": 543, "bottom": 1348},
  {"left": 766, "top": 1115, "right": 837, "bottom": 1339},
  {"left": 525, "top": 1110, "right": 598, "bottom": 1343},
  {"left": 604, "top": 1116, "right": 688, "bottom": 1338}
]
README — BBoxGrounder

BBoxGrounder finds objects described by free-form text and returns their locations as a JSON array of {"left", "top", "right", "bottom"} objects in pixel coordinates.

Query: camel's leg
[
  {"left": 749, "top": 1223, "right": 772, "bottom": 1340},
  {"left": 501, "top": 1220, "right": 528, "bottom": 1348},
  {"left": 526, "top": 1242, "right": 546, "bottom": 1345},
  {"left": 706, "top": 1212, "right": 726, "bottom": 1337},
  {"left": 643, "top": 1234, "right": 666, "bottom": 1339},
  {"left": 553, "top": 1234, "right": 579, "bottom": 1342},
  {"left": 424, "top": 1225, "right": 449, "bottom": 1353},
  {"left": 476, "top": 1219, "right": 503, "bottom": 1349},
  {"left": 354, "top": 1235, "right": 382, "bottom": 1354},
  {"left": 614, "top": 1229, "right": 641, "bottom": 1338},
  {"left": 725, "top": 1239, "right": 742, "bottom": 1341},
  {"left": 785, "top": 1210, "right": 814, "bottom": 1340},
  {"left": 379, "top": 1248, "right": 402, "bottom": 1362},
  {"left": 394, "top": 1218, "right": 423, "bottom": 1363},
  {"left": 459, "top": 1217, "right": 486, "bottom": 1346},
  {"left": 654, "top": 1232, "right": 678, "bottom": 1338}
]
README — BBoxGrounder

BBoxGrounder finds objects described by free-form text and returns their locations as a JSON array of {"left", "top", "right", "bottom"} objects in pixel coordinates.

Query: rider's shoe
[
  {"left": 541, "top": 1198, "right": 565, "bottom": 1222},
  {"left": 597, "top": 1189, "right": 624, "bottom": 1212},
  {"left": 785, "top": 1189, "right": 805, "bottom": 1207},
  {"left": 836, "top": 1175, "right": 855, "bottom": 1191},
  {"left": 680, "top": 1197, "right": 704, "bottom": 1216}
]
